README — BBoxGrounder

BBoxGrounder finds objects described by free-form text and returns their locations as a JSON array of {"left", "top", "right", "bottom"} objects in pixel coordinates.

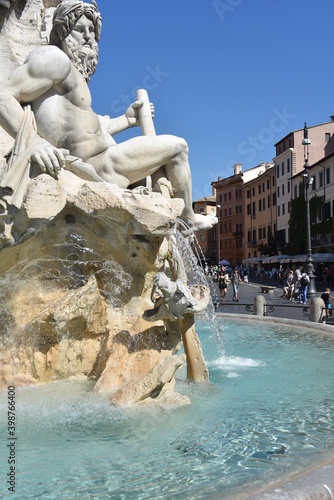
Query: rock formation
[{"left": 0, "top": 169, "right": 209, "bottom": 405}]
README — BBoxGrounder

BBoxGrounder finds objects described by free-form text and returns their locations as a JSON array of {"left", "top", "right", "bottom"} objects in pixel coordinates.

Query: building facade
[
  {"left": 242, "top": 162, "right": 276, "bottom": 261},
  {"left": 212, "top": 163, "right": 268, "bottom": 267},
  {"left": 192, "top": 195, "right": 217, "bottom": 262},
  {"left": 291, "top": 151, "right": 334, "bottom": 253},
  {"left": 274, "top": 119, "right": 334, "bottom": 251}
]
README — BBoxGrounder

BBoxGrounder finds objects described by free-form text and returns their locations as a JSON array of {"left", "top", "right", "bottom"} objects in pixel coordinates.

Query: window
[
  {"left": 224, "top": 193, "right": 227, "bottom": 201},
  {"left": 219, "top": 194, "right": 222, "bottom": 202},
  {"left": 224, "top": 209, "right": 227, "bottom": 216},
  {"left": 228, "top": 192, "right": 231, "bottom": 200},
  {"left": 273, "top": 176, "right": 275, "bottom": 186},
  {"left": 247, "top": 230, "right": 251, "bottom": 242},
  {"left": 247, "top": 189, "right": 251, "bottom": 199},
  {"left": 277, "top": 186, "right": 280, "bottom": 198},
  {"left": 319, "top": 171, "right": 323, "bottom": 188},
  {"left": 325, "top": 133, "right": 331, "bottom": 143},
  {"left": 239, "top": 205, "right": 242, "bottom": 213},
  {"left": 229, "top": 207, "right": 231, "bottom": 215},
  {"left": 252, "top": 201, "right": 256, "bottom": 215},
  {"left": 253, "top": 229, "right": 256, "bottom": 243},
  {"left": 312, "top": 176, "right": 316, "bottom": 191},
  {"left": 268, "top": 195, "right": 271, "bottom": 208},
  {"left": 258, "top": 184, "right": 261, "bottom": 195},
  {"left": 282, "top": 184, "right": 285, "bottom": 196},
  {"left": 263, "top": 226, "right": 266, "bottom": 239},
  {"left": 252, "top": 187, "right": 255, "bottom": 196},
  {"left": 287, "top": 158, "right": 290, "bottom": 173},
  {"left": 327, "top": 167, "right": 330, "bottom": 185},
  {"left": 294, "top": 185, "right": 297, "bottom": 198},
  {"left": 236, "top": 189, "right": 238, "bottom": 199},
  {"left": 282, "top": 162, "right": 285, "bottom": 176},
  {"left": 273, "top": 193, "right": 276, "bottom": 206},
  {"left": 236, "top": 206, "right": 238, "bottom": 214},
  {"left": 287, "top": 181, "right": 290, "bottom": 194},
  {"left": 277, "top": 165, "right": 280, "bottom": 178},
  {"left": 259, "top": 199, "right": 262, "bottom": 211},
  {"left": 229, "top": 222, "right": 232, "bottom": 232},
  {"left": 263, "top": 182, "right": 265, "bottom": 192},
  {"left": 278, "top": 205, "right": 280, "bottom": 216},
  {"left": 267, "top": 179, "right": 270, "bottom": 189},
  {"left": 247, "top": 203, "right": 251, "bottom": 215},
  {"left": 325, "top": 201, "right": 331, "bottom": 219},
  {"left": 258, "top": 227, "right": 262, "bottom": 240},
  {"left": 225, "top": 224, "right": 227, "bottom": 232},
  {"left": 282, "top": 203, "right": 285, "bottom": 215},
  {"left": 263, "top": 198, "right": 265, "bottom": 210},
  {"left": 200, "top": 234, "right": 205, "bottom": 241},
  {"left": 199, "top": 207, "right": 204, "bottom": 213}
]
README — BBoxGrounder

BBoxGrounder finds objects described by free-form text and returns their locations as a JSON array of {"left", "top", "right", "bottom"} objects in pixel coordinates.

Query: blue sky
[{"left": 89, "top": 0, "right": 334, "bottom": 201}]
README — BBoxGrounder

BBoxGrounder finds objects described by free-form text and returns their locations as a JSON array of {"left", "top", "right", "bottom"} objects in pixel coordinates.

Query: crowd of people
[
  {"left": 279, "top": 265, "right": 310, "bottom": 304},
  {"left": 208, "top": 261, "right": 334, "bottom": 314}
]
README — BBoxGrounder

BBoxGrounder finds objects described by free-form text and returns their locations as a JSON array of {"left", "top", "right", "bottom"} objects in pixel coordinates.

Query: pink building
[{"left": 273, "top": 118, "right": 334, "bottom": 250}]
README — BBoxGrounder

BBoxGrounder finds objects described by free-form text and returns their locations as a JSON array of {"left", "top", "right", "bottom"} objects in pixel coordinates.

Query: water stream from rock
[{"left": 174, "top": 221, "right": 225, "bottom": 356}]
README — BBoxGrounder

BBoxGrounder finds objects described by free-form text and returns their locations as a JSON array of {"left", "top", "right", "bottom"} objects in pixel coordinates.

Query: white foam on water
[{"left": 208, "top": 355, "right": 266, "bottom": 371}]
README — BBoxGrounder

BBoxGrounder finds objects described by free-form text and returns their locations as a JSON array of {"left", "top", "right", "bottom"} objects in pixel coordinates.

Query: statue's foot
[{"left": 180, "top": 214, "right": 218, "bottom": 235}]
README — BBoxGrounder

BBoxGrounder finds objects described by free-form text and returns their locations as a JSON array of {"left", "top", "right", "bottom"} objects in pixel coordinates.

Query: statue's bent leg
[{"left": 89, "top": 135, "right": 217, "bottom": 232}]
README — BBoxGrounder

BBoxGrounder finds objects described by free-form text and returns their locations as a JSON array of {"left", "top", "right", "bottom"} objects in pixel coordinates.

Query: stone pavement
[{"left": 209, "top": 274, "right": 330, "bottom": 323}]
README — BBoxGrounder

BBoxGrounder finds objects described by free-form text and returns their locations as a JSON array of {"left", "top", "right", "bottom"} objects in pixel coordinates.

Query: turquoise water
[{"left": 1, "top": 318, "right": 334, "bottom": 499}]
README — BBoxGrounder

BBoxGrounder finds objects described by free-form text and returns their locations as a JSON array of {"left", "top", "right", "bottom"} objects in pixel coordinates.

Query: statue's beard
[{"left": 63, "top": 36, "right": 99, "bottom": 83}]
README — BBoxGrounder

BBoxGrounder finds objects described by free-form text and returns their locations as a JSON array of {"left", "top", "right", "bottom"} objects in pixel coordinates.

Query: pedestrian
[
  {"left": 278, "top": 268, "right": 284, "bottom": 286},
  {"left": 283, "top": 270, "right": 294, "bottom": 300},
  {"left": 292, "top": 265, "right": 303, "bottom": 301},
  {"left": 218, "top": 271, "right": 227, "bottom": 302},
  {"left": 298, "top": 269, "right": 310, "bottom": 304},
  {"left": 321, "top": 288, "right": 334, "bottom": 317},
  {"left": 231, "top": 268, "right": 242, "bottom": 302}
]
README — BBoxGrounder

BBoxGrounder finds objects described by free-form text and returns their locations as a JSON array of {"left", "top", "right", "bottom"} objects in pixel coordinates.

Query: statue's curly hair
[{"left": 49, "top": 0, "right": 102, "bottom": 47}]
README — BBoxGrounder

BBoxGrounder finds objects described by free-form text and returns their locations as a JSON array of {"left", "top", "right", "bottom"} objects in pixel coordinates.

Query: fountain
[
  {"left": 1, "top": 3, "right": 334, "bottom": 499},
  {"left": 0, "top": 0, "right": 215, "bottom": 406}
]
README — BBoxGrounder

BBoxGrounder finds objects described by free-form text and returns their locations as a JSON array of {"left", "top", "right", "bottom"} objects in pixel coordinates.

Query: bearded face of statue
[{"left": 61, "top": 14, "right": 99, "bottom": 82}]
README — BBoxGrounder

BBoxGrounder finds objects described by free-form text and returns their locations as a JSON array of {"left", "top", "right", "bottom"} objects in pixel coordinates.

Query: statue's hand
[
  {"left": 125, "top": 100, "right": 143, "bottom": 127},
  {"left": 125, "top": 100, "right": 155, "bottom": 127},
  {"left": 30, "top": 143, "right": 70, "bottom": 179}
]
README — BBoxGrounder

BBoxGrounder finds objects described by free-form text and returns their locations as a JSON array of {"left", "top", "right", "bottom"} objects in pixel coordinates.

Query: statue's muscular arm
[{"left": 0, "top": 46, "right": 72, "bottom": 177}]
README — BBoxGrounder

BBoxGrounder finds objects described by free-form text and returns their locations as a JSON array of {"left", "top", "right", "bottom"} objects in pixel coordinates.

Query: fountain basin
[{"left": 1, "top": 315, "right": 334, "bottom": 498}]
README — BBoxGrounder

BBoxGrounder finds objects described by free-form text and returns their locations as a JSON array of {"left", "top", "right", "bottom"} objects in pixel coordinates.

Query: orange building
[
  {"left": 192, "top": 194, "right": 217, "bottom": 262},
  {"left": 242, "top": 163, "right": 276, "bottom": 262},
  {"left": 211, "top": 163, "right": 266, "bottom": 267}
]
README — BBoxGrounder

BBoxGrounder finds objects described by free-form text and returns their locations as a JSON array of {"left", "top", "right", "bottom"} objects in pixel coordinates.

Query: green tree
[{"left": 287, "top": 195, "right": 306, "bottom": 255}]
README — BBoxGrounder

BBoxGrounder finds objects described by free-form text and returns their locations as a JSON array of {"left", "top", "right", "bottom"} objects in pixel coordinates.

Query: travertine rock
[{"left": 0, "top": 173, "right": 195, "bottom": 405}]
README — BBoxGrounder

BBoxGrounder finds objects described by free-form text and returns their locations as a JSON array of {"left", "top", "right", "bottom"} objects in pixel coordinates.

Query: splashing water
[{"left": 174, "top": 220, "right": 225, "bottom": 356}]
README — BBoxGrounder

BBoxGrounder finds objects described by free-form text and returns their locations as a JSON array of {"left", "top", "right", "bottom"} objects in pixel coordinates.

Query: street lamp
[
  {"left": 302, "top": 122, "right": 317, "bottom": 298},
  {"left": 216, "top": 204, "right": 221, "bottom": 264}
]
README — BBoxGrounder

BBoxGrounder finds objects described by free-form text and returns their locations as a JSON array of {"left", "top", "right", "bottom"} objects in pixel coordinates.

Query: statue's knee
[{"left": 177, "top": 137, "right": 189, "bottom": 156}]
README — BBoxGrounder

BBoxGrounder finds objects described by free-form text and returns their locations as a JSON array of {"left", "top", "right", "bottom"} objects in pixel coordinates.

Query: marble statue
[
  {"left": 144, "top": 271, "right": 210, "bottom": 321},
  {"left": 0, "top": 0, "right": 13, "bottom": 8},
  {"left": 0, "top": 0, "right": 217, "bottom": 235},
  {"left": 0, "top": 0, "right": 211, "bottom": 405}
]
